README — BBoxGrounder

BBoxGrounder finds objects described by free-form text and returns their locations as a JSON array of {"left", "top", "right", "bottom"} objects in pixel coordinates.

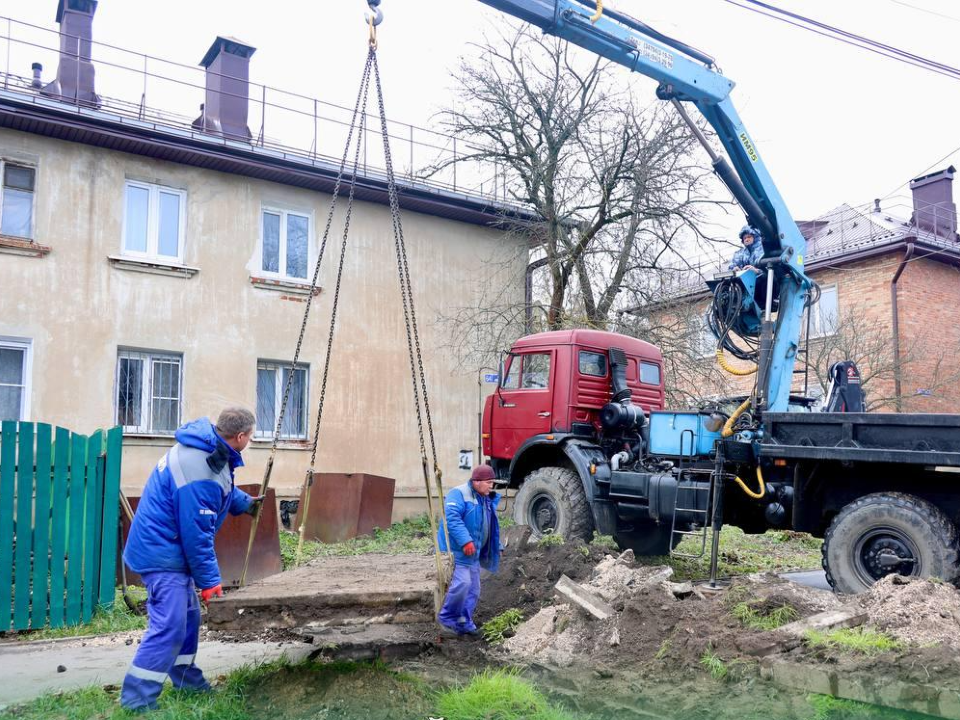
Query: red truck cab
[{"left": 482, "top": 330, "right": 665, "bottom": 464}]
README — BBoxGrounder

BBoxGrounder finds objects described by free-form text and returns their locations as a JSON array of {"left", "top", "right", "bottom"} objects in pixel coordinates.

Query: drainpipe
[{"left": 891, "top": 243, "right": 915, "bottom": 412}]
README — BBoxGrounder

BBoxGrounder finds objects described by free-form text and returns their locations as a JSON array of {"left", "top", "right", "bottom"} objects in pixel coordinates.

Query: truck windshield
[{"left": 501, "top": 352, "right": 551, "bottom": 390}]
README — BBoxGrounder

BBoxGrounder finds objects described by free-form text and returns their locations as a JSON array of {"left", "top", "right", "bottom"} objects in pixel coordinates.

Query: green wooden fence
[{"left": 0, "top": 422, "right": 123, "bottom": 632}]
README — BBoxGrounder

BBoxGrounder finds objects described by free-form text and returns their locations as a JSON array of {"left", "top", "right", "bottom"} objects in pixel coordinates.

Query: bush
[
  {"left": 537, "top": 533, "right": 565, "bottom": 548},
  {"left": 481, "top": 609, "right": 524, "bottom": 645}
]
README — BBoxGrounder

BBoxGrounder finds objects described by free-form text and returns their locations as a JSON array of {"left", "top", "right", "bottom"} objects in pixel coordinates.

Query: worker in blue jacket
[
  {"left": 728, "top": 225, "right": 765, "bottom": 272},
  {"left": 436, "top": 464, "right": 501, "bottom": 637},
  {"left": 120, "top": 407, "right": 263, "bottom": 712}
]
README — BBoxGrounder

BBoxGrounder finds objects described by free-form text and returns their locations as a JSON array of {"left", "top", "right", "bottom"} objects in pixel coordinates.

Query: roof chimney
[
  {"left": 41, "top": 0, "right": 101, "bottom": 107},
  {"left": 910, "top": 165, "right": 957, "bottom": 240},
  {"left": 192, "top": 37, "right": 256, "bottom": 140}
]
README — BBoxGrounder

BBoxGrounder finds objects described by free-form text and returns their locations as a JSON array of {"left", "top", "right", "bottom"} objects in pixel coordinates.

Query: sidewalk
[{"left": 0, "top": 631, "right": 313, "bottom": 709}]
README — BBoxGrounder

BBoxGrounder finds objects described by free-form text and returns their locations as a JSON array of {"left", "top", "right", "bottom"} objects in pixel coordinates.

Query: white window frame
[
  {"left": 255, "top": 360, "right": 309, "bottom": 440},
  {"left": 121, "top": 180, "right": 187, "bottom": 263},
  {"left": 0, "top": 160, "right": 37, "bottom": 241},
  {"left": 0, "top": 337, "right": 32, "bottom": 421},
  {"left": 807, "top": 285, "right": 839, "bottom": 339},
  {"left": 258, "top": 206, "right": 313, "bottom": 282},
  {"left": 114, "top": 349, "right": 184, "bottom": 436}
]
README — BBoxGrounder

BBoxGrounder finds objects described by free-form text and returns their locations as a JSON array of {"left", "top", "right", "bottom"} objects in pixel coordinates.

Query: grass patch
[
  {"left": 732, "top": 600, "right": 799, "bottom": 630},
  {"left": 20, "top": 587, "right": 147, "bottom": 642},
  {"left": 437, "top": 669, "right": 580, "bottom": 720},
  {"left": 638, "top": 526, "right": 822, "bottom": 581},
  {"left": 481, "top": 608, "right": 524, "bottom": 646},
  {"left": 699, "top": 649, "right": 728, "bottom": 680},
  {"left": 804, "top": 627, "right": 903, "bottom": 655},
  {"left": 278, "top": 530, "right": 324, "bottom": 570},
  {"left": 589, "top": 531, "right": 619, "bottom": 553},
  {"left": 280, "top": 515, "right": 435, "bottom": 565},
  {"left": 0, "top": 658, "right": 426, "bottom": 720},
  {"left": 654, "top": 638, "right": 671, "bottom": 660},
  {"left": 537, "top": 533, "right": 565, "bottom": 548},
  {"left": 807, "top": 694, "right": 885, "bottom": 720}
]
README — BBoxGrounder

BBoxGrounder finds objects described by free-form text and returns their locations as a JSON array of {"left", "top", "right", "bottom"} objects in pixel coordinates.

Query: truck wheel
[
  {"left": 513, "top": 466, "right": 594, "bottom": 543},
  {"left": 822, "top": 492, "right": 960, "bottom": 594}
]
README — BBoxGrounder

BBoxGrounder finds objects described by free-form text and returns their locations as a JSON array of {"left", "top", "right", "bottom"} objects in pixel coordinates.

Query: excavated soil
[
  {"left": 497, "top": 545, "right": 842, "bottom": 671},
  {"left": 477, "top": 540, "right": 608, "bottom": 624},
  {"left": 857, "top": 574, "right": 960, "bottom": 650}
]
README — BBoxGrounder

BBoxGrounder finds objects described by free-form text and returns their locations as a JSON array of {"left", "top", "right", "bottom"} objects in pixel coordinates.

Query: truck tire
[
  {"left": 513, "top": 466, "right": 594, "bottom": 543},
  {"left": 822, "top": 492, "right": 960, "bottom": 594}
]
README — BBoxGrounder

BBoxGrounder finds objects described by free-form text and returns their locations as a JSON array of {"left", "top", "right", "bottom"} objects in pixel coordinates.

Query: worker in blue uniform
[
  {"left": 436, "top": 464, "right": 501, "bottom": 637},
  {"left": 120, "top": 407, "right": 263, "bottom": 711},
  {"left": 728, "top": 225, "right": 765, "bottom": 272}
]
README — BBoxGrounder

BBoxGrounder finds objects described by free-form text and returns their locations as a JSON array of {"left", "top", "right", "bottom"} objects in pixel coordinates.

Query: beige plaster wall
[{"left": 0, "top": 129, "right": 526, "bottom": 515}]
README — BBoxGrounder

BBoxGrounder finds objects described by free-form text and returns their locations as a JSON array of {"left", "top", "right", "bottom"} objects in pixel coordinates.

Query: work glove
[
  {"left": 462, "top": 541, "right": 476, "bottom": 557},
  {"left": 245, "top": 495, "right": 266, "bottom": 516},
  {"left": 200, "top": 584, "right": 224, "bottom": 604}
]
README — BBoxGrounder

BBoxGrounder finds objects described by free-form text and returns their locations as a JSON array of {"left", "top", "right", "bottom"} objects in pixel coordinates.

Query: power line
[
  {"left": 721, "top": 0, "right": 960, "bottom": 82},
  {"left": 887, "top": 0, "right": 960, "bottom": 24},
  {"left": 879, "top": 143, "right": 960, "bottom": 200}
]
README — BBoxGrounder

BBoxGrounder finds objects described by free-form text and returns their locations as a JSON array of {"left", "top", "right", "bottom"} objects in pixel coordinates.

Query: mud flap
[{"left": 590, "top": 499, "right": 618, "bottom": 537}]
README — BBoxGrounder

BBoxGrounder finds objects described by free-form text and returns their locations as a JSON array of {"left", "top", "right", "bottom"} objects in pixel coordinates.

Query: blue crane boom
[
  {"left": 368, "top": 0, "right": 814, "bottom": 413},
  {"left": 474, "top": 0, "right": 814, "bottom": 414}
]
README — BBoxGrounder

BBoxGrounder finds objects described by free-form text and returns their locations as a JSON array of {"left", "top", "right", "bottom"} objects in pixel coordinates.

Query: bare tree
[{"left": 430, "top": 24, "right": 727, "bottom": 362}]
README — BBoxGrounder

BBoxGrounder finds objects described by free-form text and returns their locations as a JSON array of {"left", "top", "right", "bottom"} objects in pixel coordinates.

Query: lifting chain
[
  {"left": 371, "top": 49, "right": 453, "bottom": 589},
  {"left": 239, "top": 51, "right": 375, "bottom": 587},
  {"left": 241, "top": 21, "right": 452, "bottom": 595}
]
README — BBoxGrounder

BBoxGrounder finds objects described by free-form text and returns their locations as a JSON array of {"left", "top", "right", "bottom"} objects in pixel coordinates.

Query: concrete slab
[
  {"left": 0, "top": 634, "right": 312, "bottom": 710},
  {"left": 555, "top": 574, "right": 615, "bottom": 620},
  {"left": 762, "top": 658, "right": 960, "bottom": 719},
  {"left": 303, "top": 622, "right": 438, "bottom": 662},
  {"left": 207, "top": 553, "right": 440, "bottom": 631},
  {"left": 781, "top": 570, "right": 832, "bottom": 592}
]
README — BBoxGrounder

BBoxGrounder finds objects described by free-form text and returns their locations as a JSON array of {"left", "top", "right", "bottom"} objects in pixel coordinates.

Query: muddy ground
[{"left": 196, "top": 537, "right": 960, "bottom": 719}]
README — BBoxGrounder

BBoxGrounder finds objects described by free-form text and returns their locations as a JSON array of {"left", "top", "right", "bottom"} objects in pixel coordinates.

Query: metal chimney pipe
[
  {"left": 191, "top": 36, "right": 256, "bottom": 140},
  {"left": 41, "top": 0, "right": 101, "bottom": 107},
  {"left": 30, "top": 63, "right": 43, "bottom": 89}
]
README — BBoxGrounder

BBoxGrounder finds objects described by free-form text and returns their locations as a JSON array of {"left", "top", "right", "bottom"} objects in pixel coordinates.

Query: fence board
[
  {"left": 81, "top": 431, "right": 101, "bottom": 623},
  {"left": 66, "top": 432, "right": 86, "bottom": 626},
  {"left": 13, "top": 422, "right": 34, "bottom": 630},
  {"left": 98, "top": 427, "right": 123, "bottom": 609},
  {"left": 31, "top": 424, "right": 52, "bottom": 630},
  {"left": 89, "top": 437, "right": 105, "bottom": 610},
  {"left": 49, "top": 427, "right": 70, "bottom": 628},
  {"left": 0, "top": 421, "right": 16, "bottom": 631}
]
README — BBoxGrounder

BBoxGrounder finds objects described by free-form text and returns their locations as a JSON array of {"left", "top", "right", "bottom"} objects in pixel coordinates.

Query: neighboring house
[
  {"left": 0, "top": 2, "right": 529, "bottom": 517},
  {"left": 634, "top": 166, "right": 960, "bottom": 412}
]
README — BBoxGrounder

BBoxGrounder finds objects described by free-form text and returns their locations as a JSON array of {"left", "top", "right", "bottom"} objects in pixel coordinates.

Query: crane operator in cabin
[{"left": 728, "top": 225, "right": 765, "bottom": 273}]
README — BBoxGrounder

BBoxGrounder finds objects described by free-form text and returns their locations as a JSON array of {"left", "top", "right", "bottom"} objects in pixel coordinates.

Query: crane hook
[{"left": 365, "top": 0, "right": 384, "bottom": 27}]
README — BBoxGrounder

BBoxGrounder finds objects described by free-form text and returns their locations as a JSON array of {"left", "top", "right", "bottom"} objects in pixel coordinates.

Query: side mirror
[{"left": 496, "top": 350, "right": 510, "bottom": 406}]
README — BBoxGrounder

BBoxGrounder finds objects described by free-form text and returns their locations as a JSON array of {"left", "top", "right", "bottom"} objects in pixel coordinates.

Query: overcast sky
[{"left": 6, "top": 0, "right": 960, "bottom": 241}]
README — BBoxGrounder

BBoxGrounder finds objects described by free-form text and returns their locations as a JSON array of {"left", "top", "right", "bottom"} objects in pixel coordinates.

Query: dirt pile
[
  {"left": 858, "top": 574, "right": 960, "bottom": 649},
  {"left": 501, "top": 549, "right": 842, "bottom": 670},
  {"left": 478, "top": 539, "right": 607, "bottom": 623}
]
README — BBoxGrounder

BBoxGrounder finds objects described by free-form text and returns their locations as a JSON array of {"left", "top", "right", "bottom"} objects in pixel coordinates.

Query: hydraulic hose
[
  {"left": 716, "top": 348, "right": 757, "bottom": 377},
  {"left": 722, "top": 398, "right": 751, "bottom": 438},
  {"left": 734, "top": 466, "right": 766, "bottom": 500}
]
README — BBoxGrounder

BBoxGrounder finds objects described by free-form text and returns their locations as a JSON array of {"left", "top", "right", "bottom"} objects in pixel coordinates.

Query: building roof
[{"left": 633, "top": 200, "right": 960, "bottom": 309}]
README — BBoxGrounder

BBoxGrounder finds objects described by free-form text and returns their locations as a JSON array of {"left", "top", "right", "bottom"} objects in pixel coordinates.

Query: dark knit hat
[{"left": 470, "top": 464, "right": 496, "bottom": 481}]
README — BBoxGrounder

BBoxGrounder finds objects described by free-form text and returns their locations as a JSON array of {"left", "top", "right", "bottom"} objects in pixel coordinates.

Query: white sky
[{"left": 5, "top": 0, "right": 960, "bottom": 240}]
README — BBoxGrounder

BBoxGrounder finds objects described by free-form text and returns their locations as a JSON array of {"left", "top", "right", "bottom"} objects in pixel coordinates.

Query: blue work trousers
[
  {"left": 438, "top": 564, "right": 481, "bottom": 633},
  {"left": 120, "top": 571, "right": 209, "bottom": 711}
]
